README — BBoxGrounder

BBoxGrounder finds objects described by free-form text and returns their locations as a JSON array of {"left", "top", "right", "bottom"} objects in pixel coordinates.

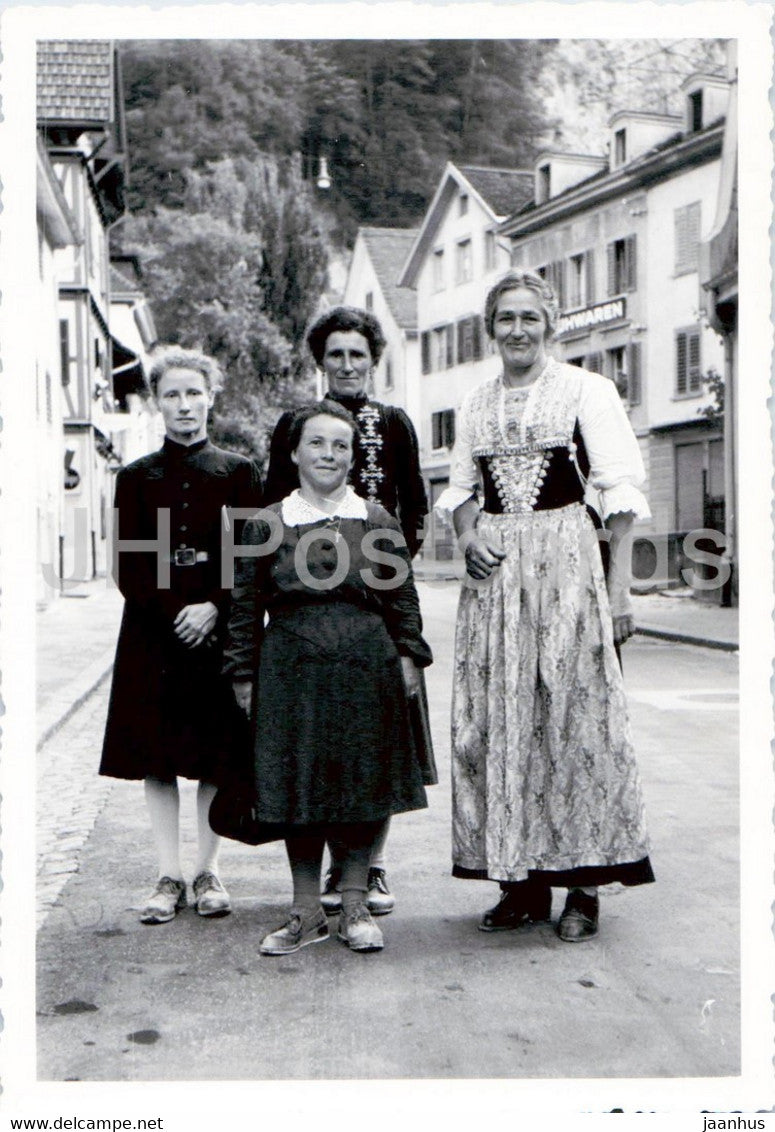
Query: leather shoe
[
  {"left": 478, "top": 880, "right": 552, "bottom": 932},
  {"left": 557, "top": 889, "right": 599, "bottom": 942},
  {"left": 192, "top": 870, "right": 231, "bottom": 917}
]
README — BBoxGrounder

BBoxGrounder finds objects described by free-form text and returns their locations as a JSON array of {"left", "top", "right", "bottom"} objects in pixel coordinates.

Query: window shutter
[
  {"left": 689, "top": 331, "right": 701, "bottom": 391},
  {"left": 606, "top": 243, "right": 616, "bottom": 296},
  {"left": 628, "top": 342, "right": 642, "bottom": 405},
  {"left": 59, "top": 320, "right": 70, "bottom": 386},
  {"left": 446, "top": 410, "right": 456, "bottom": 449},
  {"left": 585, "top": 250, "right": 595, "bottom": 304},
  {"left": 456, "top": 319, "right": 466, "bottom": 365},
  {"left": 421, "top": 331, "right": 431, "bottom": 375},
  {"left": 432, "top": 412, "right": 441, "bottom": 450},
  {"left": 551, "top": 260, "right": 565, "bottom": 308},
  {"left": 472, "top": 315, "right": 483, "bottom": 361},
  {"left": 586, "top": 352, "right": 603, "bottom": 374},
  {"left": 445, "top": 324, "right": 454, "bottom": 368},
  {"left": 626, "top": 236, "right": 637, "bottom": 292},
  {"left": 676, "top": 332, "right": 687, "bottom": 394}
]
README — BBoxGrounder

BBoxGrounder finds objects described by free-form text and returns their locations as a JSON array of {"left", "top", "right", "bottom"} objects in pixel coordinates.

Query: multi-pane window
[
  {"left": 432, "top": 248, "right": 445, "bottom": 292},
  {"left": 484, "top": 230, "right": 497, "bottom": 272},
  {"left": 607, "top": 236, "right": 637, "bottom": 295},
  {"left": 567, "top": 250, "right": 595, "bottom": 309},
  {"left": 675, "top": 327, "right": 702, "bottom": 396},
  {"left": 537, "top": 261, "right": 565, "bottom": 308},
  {"left": 455, "top": 238, "right": 473, "bottom": 285},
  {"left": 422, "top": 317, "right": 484, "bottom": 373},
  {"left": 607, "top": 346, "right": 628, "bottom": 400},
  {"left": 605, "top": 343, "right": 642, "bottom": 406},
  {"left": 432, "top": 409, "right": 456, "bottom": 450},
  {"left": 674, "top": 202, "right": 701, "bottom": 275},
  {"left": 614, "top": 128, "right": 627, "bottom": 166},
  {"left": 432, "top": 326, "right": 454, "bottom": 371},
  {"left": 456, "top": 315, "right": 484, "bottom": 364}
]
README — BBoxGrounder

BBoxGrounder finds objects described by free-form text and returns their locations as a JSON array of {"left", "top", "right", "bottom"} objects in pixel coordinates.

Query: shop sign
[{"left": 557, "top": 297, "right": 626, "bottom": 337}]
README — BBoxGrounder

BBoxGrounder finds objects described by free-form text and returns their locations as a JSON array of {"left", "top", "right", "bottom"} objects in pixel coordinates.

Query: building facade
[
  {"left": 398, "top": 163, "right": 534, "bottom": 557},
  {"left": 342, "top": 226, "right": 420, "bottom": 423},
  {"left": 37, "top": 41, "right": 155, "bottom": 594},
  {"left": 500, "top": 74, "right": 730, "bottom": 590}
]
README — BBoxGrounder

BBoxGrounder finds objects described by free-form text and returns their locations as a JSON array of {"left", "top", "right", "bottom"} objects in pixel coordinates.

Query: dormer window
[
  {"left": 689, "top": 89, "right": 703, "bottom": 132},
  {"left": 538, "top": 163, "right": 550, "bottom": 204},
  {"left": 614, "top": 128, "right": 627, "bottom": 166}
]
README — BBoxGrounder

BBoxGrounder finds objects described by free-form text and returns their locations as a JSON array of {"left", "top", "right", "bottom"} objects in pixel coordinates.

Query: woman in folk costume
[{"left": 437, "top": 271, "right": 654, "bottom": 942}]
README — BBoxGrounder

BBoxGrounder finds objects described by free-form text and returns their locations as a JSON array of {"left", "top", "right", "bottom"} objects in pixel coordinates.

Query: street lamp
[{"left": 316, "top": 156, "right": 331, "bottom": 190}]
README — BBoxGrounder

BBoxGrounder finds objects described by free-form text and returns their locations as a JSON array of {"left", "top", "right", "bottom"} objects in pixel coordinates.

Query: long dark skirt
[
  {"left": 99, "top": 602, "right": 244, "bottom": 785},
  {"left": 249, "top": 602, "right": 428, "bottom": 828}
]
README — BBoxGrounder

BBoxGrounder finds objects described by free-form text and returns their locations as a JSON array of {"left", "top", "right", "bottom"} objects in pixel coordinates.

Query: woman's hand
[
  {"left": 605, "top": 510, "right": 636, "bottom": 646},
  {"left": 232, "top": 680, "right": 253, "bottom": 713},
  {"left": 401, "top": 656, "right": 421, "bottom": 696},
  {"left": 174, "top": 601, "right": 218, "bottom": 647},
  {"left": 462, "top": 535, "right": 507, "bottom": 580}
]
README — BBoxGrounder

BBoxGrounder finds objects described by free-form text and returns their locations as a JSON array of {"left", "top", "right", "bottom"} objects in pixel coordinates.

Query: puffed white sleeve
[
  {"left": 578, "top": 372, "right": 651, "bottom": 521},
  {"left": 434, "top": 390, "right": 478, "bottom": 514}
]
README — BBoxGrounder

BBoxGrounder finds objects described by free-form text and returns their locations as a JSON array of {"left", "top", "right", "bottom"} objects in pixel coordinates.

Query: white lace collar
[{"left": 281, "top": 487, "right": 368, "bottom": 526}]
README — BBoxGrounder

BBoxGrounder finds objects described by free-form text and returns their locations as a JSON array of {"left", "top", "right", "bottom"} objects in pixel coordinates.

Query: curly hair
[
  {"left": 483, "top": 270, "right": 559, "bottom": 339},
  {"left": 147, "top": 346, "right": 223, "bottom": 398},
  {"left": 306, "top": 306, "right": 387, "bottom": 367},
  {"left": 286, "top": 400, "right": 360, "bottom": 454}
]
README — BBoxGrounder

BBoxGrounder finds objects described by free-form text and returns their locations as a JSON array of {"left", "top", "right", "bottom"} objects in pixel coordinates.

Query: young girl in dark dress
[{"left": 224, "top": 401, "right": 432, "bottom": 954}]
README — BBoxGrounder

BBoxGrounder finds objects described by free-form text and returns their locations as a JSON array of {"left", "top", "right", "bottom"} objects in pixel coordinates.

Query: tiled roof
[
  {"left": 360, "top": 227, "right": 419, "bottom": 329},
  {"left": 459, "top": 166, "right": 534, "bottom": 218},
  {"left": 37, "top": 41, "right": 113, "bottom": 124}
]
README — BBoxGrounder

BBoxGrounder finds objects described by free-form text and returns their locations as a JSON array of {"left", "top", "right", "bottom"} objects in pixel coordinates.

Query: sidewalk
[
  {"left": 415, "top": 559, "right": 739, "bottom": 652},
  {"left": 36, "top": 577, "right": 123, "bottom": 749}
]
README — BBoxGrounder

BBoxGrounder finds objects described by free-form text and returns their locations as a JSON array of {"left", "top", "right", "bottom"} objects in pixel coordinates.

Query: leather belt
[{"left": 168, "top": 549, "right": 209, "bottom": 566}]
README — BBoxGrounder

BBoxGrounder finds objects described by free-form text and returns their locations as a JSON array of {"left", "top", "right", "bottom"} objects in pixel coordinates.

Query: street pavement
[{"left": 35, "top": 580, "right": 739, "bottom": 1081}]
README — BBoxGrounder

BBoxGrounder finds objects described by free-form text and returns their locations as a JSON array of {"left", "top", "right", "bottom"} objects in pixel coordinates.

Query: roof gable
[
  {"left": 358, "top": 227, "right": 419, "bottom": 330},
  {"left": 399, "top": 162, "right": 532, "bottom": 287}
]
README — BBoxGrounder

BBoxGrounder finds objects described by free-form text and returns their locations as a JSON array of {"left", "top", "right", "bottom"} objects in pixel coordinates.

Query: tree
[{"left": 123, "top": 153, "right": 330, "bottom": 461}]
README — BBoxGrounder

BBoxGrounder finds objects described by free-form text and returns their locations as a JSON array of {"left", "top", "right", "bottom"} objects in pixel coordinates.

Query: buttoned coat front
[{"left": 99, "top": 437, "right": 263, "bottom": 783}]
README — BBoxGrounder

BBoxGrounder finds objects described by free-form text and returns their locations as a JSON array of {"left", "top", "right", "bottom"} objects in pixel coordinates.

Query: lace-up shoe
[
  {"left": 337, "top": 902, "right": 384, "bottom": 951},
  {"left": 140, "top": 877, "right": 187, "bottom": 924},
  {"left": 259, "top": 908, "right": 329, "bottom": 955},
  {"left": 192, "top": 871, "right": 231, "bottom": 917},
  {"left": 365, "top": 867, "right": 395, "bottom": 915},
  {"left": 478, "top": 881, "right": 552, "bottom": 932},
  {"left": 320, "top": 867, "right": 343, "bottom": 914}
]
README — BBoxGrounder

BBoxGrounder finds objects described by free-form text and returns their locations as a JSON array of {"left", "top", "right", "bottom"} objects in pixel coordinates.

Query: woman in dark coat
[
  {"left": 224, "top": 400, "right": 432, "bottom": 954},
  {"left": 99, "top": 347, "right": 263, "bottom": 925},
  {"left": 264, "top": 306, "right": 429, "bottom": 915}
]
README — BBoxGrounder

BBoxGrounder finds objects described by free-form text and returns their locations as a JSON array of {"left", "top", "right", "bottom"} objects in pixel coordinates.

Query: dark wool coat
[
  {"left": 264, "top": 391, "right": 429, "bottom": 558},
  {"left": 99, "top": 437, "right": 263, "bottom": 783}
]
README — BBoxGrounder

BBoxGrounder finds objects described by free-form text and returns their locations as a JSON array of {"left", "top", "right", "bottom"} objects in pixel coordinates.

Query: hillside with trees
[{"left": 118, "top": 38, "right": 725, "bottom": 459}]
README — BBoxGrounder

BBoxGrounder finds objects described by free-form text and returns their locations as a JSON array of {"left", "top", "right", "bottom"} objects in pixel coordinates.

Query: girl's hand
[
  {"left": 232, "top": 680, "right": 253, "bottom": 713},
  {"left": 401, "top": 656, "right": 421, "bottom": 696}
]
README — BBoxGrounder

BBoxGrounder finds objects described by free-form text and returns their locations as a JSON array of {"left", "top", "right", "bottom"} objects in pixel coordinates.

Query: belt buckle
[{"left": 173, "top": 548, "right": 197, "bottom": 566}]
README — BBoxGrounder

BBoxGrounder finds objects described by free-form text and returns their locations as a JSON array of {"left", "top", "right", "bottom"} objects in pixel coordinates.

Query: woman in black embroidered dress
[
  {"left": 224, "top": 401, "right": 431, "bottom": 954},
  {"left": 264, "top": 306, "right": 429, "bottom": 916},
  {"left": 438, "top": 271, "right": 655, "bottom": 942}
]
